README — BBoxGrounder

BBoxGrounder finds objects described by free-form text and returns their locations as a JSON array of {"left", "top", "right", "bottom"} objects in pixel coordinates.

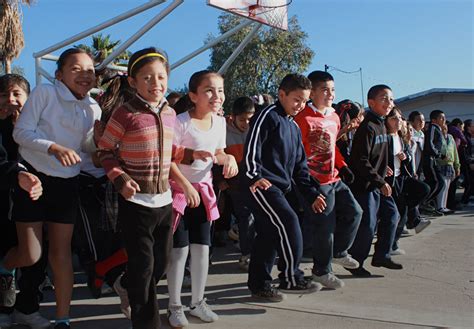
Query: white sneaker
[
  {"left": 332, "top": 255, "right": 359, "bottom": 269},
  {"left": 12, "top": 310, "right": 50, "bottom": 329},
  {"left": 0, "top": 313, "right": 12, "bottom": 328},
  {"left": 415, "top": 219, "right": 431, "bottom": 234},
  {"left": 189, "top": 298, "right": 218, "bottom": 322},
  {"left": 312, "top": 273, "right": 345, "bottom": 289},
  {"left": 168, "top": 304, "right": 189, "bottom": 328},
  {"left": 390, "top": 248, "right": 406, "bottom": 256},
  {"left": 113, "top": 273, "right": 131, "bottom": 319}
]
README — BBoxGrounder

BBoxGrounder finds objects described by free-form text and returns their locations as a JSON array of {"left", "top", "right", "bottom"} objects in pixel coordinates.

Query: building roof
[{"left": 395, "top": 88, "right": 474, "bottom": 104}]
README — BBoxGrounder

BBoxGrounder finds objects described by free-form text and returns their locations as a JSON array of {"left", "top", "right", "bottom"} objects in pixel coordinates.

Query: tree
[
  {"left": 0, "top": 0, "right": 31, "bottom": 74},
  {"left": 208, "top": 13, "right": 314, "bottom": 110}
]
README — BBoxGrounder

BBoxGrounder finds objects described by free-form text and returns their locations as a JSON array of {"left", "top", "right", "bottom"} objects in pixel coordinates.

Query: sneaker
[
  {"left": 371, "top": 258, "right": 403, "bottom": 270},
  {"left": 12, "top": 310, "right": 50, "bottom": 329},
  {"left": 238, "top": 255, "right": 250, "bottom": 272},
  {"left": 0, "top": 313, "right": 12, "bottom": 328},
  {"left": 251, "top": 287, "right": 286, "bottom": 302},
  {"left": 228, "top": 225, "right": 239, "bottom": 242},
  {"left": 414, "top": 219, "right": 431, "bottom": 234},
  {"left": 189, "top": 298, "right": 218, "bottom": 323},
  {"left": 0, "top": 274, "right": 16, "bottom": 308},
  {"left": 312, "top": 273, "right": 344, "bottom": 289},
  {"left": 345, "top": 266, "right": 372, "bottom": 277},
  {"left": 438, "top": 208, "right": 455, "bottom": 215},
  {"left": 278, "top": 279, "right": 322, "bottom": 294},
  {"left": 390, "top": 248, "right": 406, "bottom": 256},
  {"left": 400, "top": 228, "right": 411, "bottom": 237},
  {"left": 182, "top": 273, "right": 192, "bottom": 289},
  {"left": 332, "top": 255, "right": 359, "bottom": 269},
  {"left": 113, "top": 273, "right": 131, "bottom": 319},
  {"left": 168, "top": 304, "right": 189, "bottom": 328}
]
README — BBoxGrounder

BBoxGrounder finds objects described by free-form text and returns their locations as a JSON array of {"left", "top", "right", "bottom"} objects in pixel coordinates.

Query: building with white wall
[{"left": 395, "top": 88, "right": 474, "bottom": 122}]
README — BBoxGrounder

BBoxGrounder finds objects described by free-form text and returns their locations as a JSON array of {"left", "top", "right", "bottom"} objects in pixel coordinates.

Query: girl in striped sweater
[{"left": 98, "top": 48, "right": 212, "bottom": 329}]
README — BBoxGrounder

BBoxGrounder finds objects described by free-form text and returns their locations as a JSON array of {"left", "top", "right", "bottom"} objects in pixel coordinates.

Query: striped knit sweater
[{"left": 98, "top": 96, "right": 193, "bottom": 194}]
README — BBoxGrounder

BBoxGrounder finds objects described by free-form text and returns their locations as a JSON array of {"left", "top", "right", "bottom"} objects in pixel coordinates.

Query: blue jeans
[
  {"left": 247, "top": 186, "right": 304, "bottom": 293},
  {"left": 349, "top": 190, "right": 399, "bottom": 266},
  {"left": 310, "top": 180, "right": 362, "bottom": 276}
]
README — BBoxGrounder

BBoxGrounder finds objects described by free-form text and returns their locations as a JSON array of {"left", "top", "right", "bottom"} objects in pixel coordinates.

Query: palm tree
[{"left": 0, "top": 0, "right": 31, "bottom": 74}]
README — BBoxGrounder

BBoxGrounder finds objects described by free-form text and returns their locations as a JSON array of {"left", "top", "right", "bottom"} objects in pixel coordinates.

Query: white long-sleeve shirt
[{"left": 13, "top": 81, "right": 101, "bottom": 178}]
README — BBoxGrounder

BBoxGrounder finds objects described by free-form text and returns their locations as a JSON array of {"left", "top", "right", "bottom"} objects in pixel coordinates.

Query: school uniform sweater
[
  {"left": 98, "top": 96, "right": 193, "bottom": 194},
  {"left": 13, "top": 81, "right": 101, "bottom": 178},
  {"left": 294, "top": 103, "right": 347, "bottom": 185},
  {"left": 243, "top": 102, "right": 321, "bottom": 203},
  {"left": 348, "top": 110, "right": 389, "bottom": 192}
]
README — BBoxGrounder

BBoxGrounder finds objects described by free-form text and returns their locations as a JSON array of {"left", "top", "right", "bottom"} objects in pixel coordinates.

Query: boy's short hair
[
  {"left": 408, "top": 110, "right": 423, "bottom": 122},
  {"left": 0, "top": 74, "right": 30, "bottom": 95},
  {"left": 232, "top": 96, "right": 255, "bottom": 116},
  {"left": 430, "top": 109, "right": 444, "bottom": 121},
  {"left": 307, "top": 70, "right": 334, "bottom": 87},
  {"left": 278, "top": 73, "right": 312, "bottom": 94},
  {"left": 367, "top": 84, "right": 391, "bottom": 100}
]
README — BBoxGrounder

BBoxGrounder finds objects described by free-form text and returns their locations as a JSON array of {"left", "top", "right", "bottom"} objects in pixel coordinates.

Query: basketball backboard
[{"left": 207, "top": 0, "right": 289, "bottom": 31}]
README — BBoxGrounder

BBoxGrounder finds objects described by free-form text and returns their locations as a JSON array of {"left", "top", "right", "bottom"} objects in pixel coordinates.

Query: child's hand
[
  {"left": 18, "top": 171, "right": 43, "bottom": 201},
  {"left": 0, "top": 104, "right": 19, "bottom": 120},
  {"left": 312, "top": 194, "right": 327, "bottom": 213},
  {"left": 193, "top": 150, "right": 215, "bottom": 162},
  {"left": 396, "top": 152, "right": 407, "bottom": 161},
  {"left": 385, "top": 166, "right": 394, "bottom": 177},
  {"left": 93, "top": 120, "right": 105, "bottom": 145},
  {"left": 222, "top": 154, "right": 238, "bottom": 178},
  {"left": 183, "top": 183, "right": 200, "bottom": 208},
  {"left": 48, "top": 144, "right": 82, "bottom": 167},
  {"left": 120, "top": 179, "right": 141, "bottom": 199},
  {"left": 250, "top": 178, "right": 272, "bottom": 193},
  {"left": 380, "top": 183, "right": 392, "bottom": 197}
]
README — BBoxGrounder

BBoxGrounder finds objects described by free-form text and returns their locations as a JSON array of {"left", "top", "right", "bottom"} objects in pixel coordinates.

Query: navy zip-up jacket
[
  {"left": 423, "top": 123, "right": 444, "bottom": 159},
  {"left": 243, "top": 102, "right": 321, "bottom": 203}
]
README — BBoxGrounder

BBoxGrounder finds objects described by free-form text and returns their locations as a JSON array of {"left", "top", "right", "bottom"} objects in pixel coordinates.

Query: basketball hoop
[{"left": 208, "top": 0, "right": 290, "bottom": 31}]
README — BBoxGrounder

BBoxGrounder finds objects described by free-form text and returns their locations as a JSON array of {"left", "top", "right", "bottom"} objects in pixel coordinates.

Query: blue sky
[{"left": 14, "top": 0, "right": 473, "bottom": 105}]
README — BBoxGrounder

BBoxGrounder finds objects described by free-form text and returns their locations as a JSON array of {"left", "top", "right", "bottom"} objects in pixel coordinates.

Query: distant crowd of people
[{"left": 0, "top": 46, "right": 472, "bottom": 329}]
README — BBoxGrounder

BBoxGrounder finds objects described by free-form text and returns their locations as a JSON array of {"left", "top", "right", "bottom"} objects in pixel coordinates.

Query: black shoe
[
  {"left": 371, "top": 258, "right": 403, "bottom": 270},
  {"left": 0, "top": 273, "right": 16, "bottom": 307},
  {"left": 251, "top": 287, "right": 287, "bottom": 302},
  {"left": 345, "top": 266, "right": 372, "bottom": 277},
  {"left": 54, "top": 323, "right": 71, "bottom": 329},
  {"left": 278, "top": 279, "right": 322, "bottom": 294}
]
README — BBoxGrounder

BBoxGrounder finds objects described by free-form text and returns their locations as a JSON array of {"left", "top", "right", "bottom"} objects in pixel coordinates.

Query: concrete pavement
[{"left": 12, "top": 204, "right": 474, "bottom": 329}]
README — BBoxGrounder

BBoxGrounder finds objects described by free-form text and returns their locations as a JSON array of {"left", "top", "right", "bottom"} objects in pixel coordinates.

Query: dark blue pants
[
  {"left": 247, "top": 186, "right": 304, "bottom": 293},
  {"left": 423, "top": 157, "right": 445, "bottom": 206},
  {"left": 310, "top": 180, "right": 362, "bottom": 276},
  {"left": 349, "top": 190, "right": 399, "bottom": 266},
  {"left": 228, "top": 189, "right": 255, "bottom": 256}
]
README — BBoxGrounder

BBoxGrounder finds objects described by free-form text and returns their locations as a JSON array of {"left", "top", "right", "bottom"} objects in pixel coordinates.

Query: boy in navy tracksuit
[
  {"left": 243, "top": 74, "right": 326, "bottom": 302},
  {"left": 347, "top": 84, "right": 402, "bottom": 277}
]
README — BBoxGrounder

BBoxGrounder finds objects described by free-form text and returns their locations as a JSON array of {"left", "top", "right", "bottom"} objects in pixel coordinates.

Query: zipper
[{"left": 156, "top": 107, "right": 165, "bottom": 193}]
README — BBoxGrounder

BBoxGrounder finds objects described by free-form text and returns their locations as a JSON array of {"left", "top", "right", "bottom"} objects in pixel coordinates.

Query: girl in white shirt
[
  {"left": 4, "top": 48, "right": 101, "bottom": 329},
  {"left": 167, "top": 70, "right": 238, "bottom": 328}
]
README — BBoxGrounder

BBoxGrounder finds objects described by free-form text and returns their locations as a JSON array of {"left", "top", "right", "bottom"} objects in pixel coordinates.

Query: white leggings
[{"left": 436, "top": 176, "right": 452, "bottom": 210}]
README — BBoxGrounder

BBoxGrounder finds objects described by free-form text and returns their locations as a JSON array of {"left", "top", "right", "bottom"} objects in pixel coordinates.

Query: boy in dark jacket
[
  {"left": 243, "top": 74, "right": 326, "bottom": 301},
  {"left": 347, "top": 84, "right": 402, "bottom": 277}
]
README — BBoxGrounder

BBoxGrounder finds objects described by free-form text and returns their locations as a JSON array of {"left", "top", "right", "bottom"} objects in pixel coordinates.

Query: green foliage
[
  {"left": 75, "top": 33, "right": 130, "bottom": 66},
  {"left": 208, "top": 14, "right": 313, "bottom": 111}
]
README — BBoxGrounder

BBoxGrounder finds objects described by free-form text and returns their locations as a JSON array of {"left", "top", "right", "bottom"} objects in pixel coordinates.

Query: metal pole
[
  {"left": 170, "top": 19, "right": 253, "bottom": 71},
  {"left": 35, "top": 57, "right": 42, "bottom": 85},
  {"left": 218, "top": 23, "right": 261, "bottom": 75},
  {"left": 96, "top": 0, "right": 184, "bottom": 71},
  {"left": 359, "top": 67, "right": 365, "bottom": 107},
  {"left": 33, "top": 0, "right": 166, "bottom": 58}
]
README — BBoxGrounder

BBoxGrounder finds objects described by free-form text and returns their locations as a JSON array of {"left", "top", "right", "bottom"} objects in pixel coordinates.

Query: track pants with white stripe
[{"left": 247, "top": 186, "right": 305, "bottom": 293}]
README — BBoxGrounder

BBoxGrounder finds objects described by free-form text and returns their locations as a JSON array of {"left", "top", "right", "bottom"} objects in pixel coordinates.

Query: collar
[
  {"left": 307, "top": 102, "right": 334, "bottom": 116},
  {"left": 135, "top": 93, "right": 167, "bottom": 112},
  {"left": 54, "top": 80, "right": 96, "bottom": 105},
  {"left": 367, "top": 109, "right": 385, "bottom": 122}
]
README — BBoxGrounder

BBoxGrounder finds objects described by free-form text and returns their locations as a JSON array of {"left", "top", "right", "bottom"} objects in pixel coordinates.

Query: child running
[
  {"left": 98, "top": 48, "right": 212, "bottom": 329},
  {"left": 294, "top": 71, "right": 362, "bottom": 290},
  {"left": 166, "top": 70, "right": 238, "bottom": 328},
  {"left": 244, "top": 73, "right": 325, "bottom": 302},
  {"left": 3, "top": 48, "right": 101, "bottom": 329}
]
